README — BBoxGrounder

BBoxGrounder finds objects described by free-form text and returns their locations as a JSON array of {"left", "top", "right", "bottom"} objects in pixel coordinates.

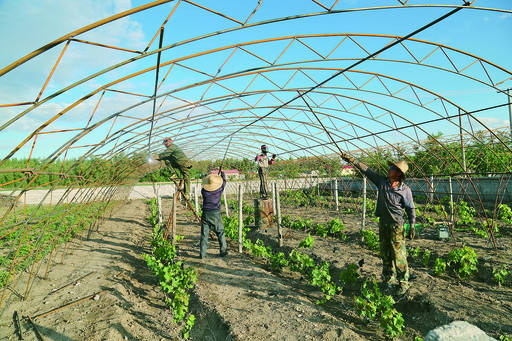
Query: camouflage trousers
[
  {"left": 258, "top": 167, "right": 269, "bottom": 199},
  {"left": 379, "top": 221, "right": 409, "bottom": 285}
]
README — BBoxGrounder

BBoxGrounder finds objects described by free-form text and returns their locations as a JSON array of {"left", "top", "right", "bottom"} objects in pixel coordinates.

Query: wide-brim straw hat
[
  {"left": 388, "top": 160, "right": 409, "bottom": 179},
  {"left": 202, "top": 174, "right": 223, "bottom": 191}
]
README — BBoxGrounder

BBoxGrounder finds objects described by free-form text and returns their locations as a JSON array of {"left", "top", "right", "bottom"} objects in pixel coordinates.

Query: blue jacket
[{"left": 201, "top": 172, "right": 226, "bottom": 211}]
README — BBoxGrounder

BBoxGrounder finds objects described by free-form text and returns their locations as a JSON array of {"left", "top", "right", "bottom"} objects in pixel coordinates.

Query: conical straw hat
[
  {"left": 202, "top": 174, "right": 223, "bottom": 191},
  {"left": 388, "top": 160, "right": 409, "bottom": 179}
]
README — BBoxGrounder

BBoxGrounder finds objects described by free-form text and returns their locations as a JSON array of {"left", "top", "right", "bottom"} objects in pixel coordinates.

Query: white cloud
[
  {"left": 0, "top": 0, "right": 147, "bottom": 103},
  {"left": 478, "top": 117, "right": 510, "bottom": 130}
]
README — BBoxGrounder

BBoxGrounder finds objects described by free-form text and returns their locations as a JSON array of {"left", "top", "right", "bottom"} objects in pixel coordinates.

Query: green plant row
[
  {"left": 280, "top": 215, "right": 347, "bottom": 240},
  {"left": 406, "top": 245, "right": 502, "bottom": 283},
  {"left": 222, "top": 215, "right": 341, "bottom": 304},
  {"left": 0, "top": 156, "right": 139, "bottom": 189},
  {"left": 223, "top": 214, "right": 409, "bottom": 337},
  {"left": 143, "top": 198, "right": 197, "bottom": 339},
  {"left": 0, "top": 201, "right": 110, "bottom": 288},
  {"left": 355, "top": 277, "right": 405, "bottom": 338}
]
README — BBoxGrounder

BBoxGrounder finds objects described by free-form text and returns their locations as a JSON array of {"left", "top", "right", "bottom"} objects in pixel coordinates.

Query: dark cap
[{"left": 162, "top": 137, "right": 172, "bottom": 144}]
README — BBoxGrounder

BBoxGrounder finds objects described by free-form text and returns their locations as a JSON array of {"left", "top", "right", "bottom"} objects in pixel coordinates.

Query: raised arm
[{"left": 339, "top": 151, "right": 382, "bottom": 186}]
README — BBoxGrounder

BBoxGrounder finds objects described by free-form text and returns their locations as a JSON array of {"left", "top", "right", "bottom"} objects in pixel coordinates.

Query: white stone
[{"left": 424, "top": 321, "right": 496, "bottom": 341}]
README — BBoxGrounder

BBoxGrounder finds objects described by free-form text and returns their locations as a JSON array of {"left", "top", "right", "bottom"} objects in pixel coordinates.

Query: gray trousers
[{"left": 200, "top": 209, "right": 227, "bottom": 258}]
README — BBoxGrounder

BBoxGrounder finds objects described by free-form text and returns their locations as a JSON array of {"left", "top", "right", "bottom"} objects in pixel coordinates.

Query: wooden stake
[
  {"left": 157, "top": 193, "right": 162, "bottom": 226},
  {"left": 238, "top": 184, "right": 243, "bottom": 253},
  {"left": 194, "top": 185, "right": 199, "bottom": 213},
  {"left": 223, "top": 190, "right": 229, "bottom": 217},
  {"left": 449, "top": 176, "right": 454, "bottom": 225},
  {"left": 334, "top": 179, "right": 339, "bottom": 211},
  {"left": 271, "top": 181, "right": 276, "bottom": 214},
  {"left": 276, "top": 182, "right": 283, "bottom": 247},
  {"left": 429, "top": 175, "right": 434, "bottom": 201},
  {"left": 171, "top": 193, "right": 177, "bottom": 244},
  {"left": 361, "top": 177, "right": 367, "bottom": 232}
]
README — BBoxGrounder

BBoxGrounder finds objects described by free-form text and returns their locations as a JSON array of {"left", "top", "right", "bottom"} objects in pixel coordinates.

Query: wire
[
  {"left": 279, "top": 101, "right": 512, "bottom": 156},
  {"left": 190, "top": 1, "right": 471, "bottom": 159}
]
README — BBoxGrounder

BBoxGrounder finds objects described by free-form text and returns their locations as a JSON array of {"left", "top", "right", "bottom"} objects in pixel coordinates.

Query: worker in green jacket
[{"left": 156, "top": 137, "right": 193, "bottom": 197}]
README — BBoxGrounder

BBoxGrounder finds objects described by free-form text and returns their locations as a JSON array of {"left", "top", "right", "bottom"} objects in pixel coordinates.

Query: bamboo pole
[
  {"left": 271, "top": 181, "right": 276, "bottom": 213},
  {"left": 238, "top": 184, "right": 243, "bottom": 253},
  {"left": 276, "top": 182, "right": 283, "bottom": 247},
  {"left": 157, "top": 192, "right": 163, "bottom": 226},
  {"left": 194, "top": 185, "right": 199, "bottom": 213},
  {"left": 171, "top": 193, "right": 177, "bottom": 244},
  {"left": 223, "top": 191, "right": 229, "bottom": 217},
  {"left": 449, "top": 176, "right": 454, "bottom": 225},
  {"left": 361, "top": 177, "right": 367, "bottom": 232},
  {"left": 334, "top": 178, "right": 339, "bottom": 211},
  {"left": 429, "top": 175, "right": 434, "bottom": 201}
]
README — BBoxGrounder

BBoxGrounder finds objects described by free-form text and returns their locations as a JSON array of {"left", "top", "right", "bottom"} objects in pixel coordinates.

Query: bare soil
[{"left": 1, "top": 198, "right": 511, "bottom": 340}]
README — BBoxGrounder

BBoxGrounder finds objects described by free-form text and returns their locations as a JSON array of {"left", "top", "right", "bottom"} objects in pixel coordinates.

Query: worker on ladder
[{"left": 155, "top": 137, "right": 193, "bottom": 199}]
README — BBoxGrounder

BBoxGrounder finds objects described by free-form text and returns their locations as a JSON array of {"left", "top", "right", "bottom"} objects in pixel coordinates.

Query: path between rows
[{"left": 0, "top": 199, "right": 364, "bottom": 340}]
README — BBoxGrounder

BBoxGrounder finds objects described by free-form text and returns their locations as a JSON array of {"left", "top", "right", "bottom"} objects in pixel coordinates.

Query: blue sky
[{"left": 0, "top": 0, "right": 511, "bottom": 161}]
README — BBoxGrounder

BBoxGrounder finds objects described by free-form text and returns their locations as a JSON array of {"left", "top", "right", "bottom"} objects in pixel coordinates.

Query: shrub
[
  {"left": 446, "top": 246, "right": 478, "bottom": 279},
  {"left": 361, "top": 229, "right": 379, "bottom": 252},
  {"left": 493, "top": 265, "right": 509, "bottom": 286},
  {"left": 434, "top": 257, "right": 446, "bottom": 276},
  {"left": 339, "top": 263, "right": 359, "bottom": 286},
  {"left": 422, "top": 249, "right": 431, "bottom": 267},
  {"left": 355, "top": 277, "right": 404, "bottom": 338},
  {"left": 498, "top": 204, "right": 512, "bottom": 225}
]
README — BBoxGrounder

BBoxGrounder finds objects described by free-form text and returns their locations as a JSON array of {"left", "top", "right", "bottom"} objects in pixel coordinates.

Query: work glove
[{"left": 340, "top": 151, "right": 355, "bottom": 163}]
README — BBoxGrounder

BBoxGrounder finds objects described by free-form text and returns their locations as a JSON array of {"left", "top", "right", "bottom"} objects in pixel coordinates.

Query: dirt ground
[{"left": 0, "top": 198, "right": 511, "bottom": 340}]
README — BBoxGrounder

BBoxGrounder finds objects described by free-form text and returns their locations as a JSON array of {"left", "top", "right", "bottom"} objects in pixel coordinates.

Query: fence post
[
  {"left": 334, "top": 179, "right": 339, "bottom": 211},
  {"left": 194, "top": 185, "right": 199, "bottom": 213},
  {"left": 223, "top": 191, "right": 229, "bottom": 217},
  {"left": 157, "top": 194, "right": 163, "bottom": 226},
  {"left": 361, "top": 177, "right": 367, "bottom": 232},
  {"left": 171, "top": 193, "right": 177, "bottom": 244},
  {"left": 271, "top": 181, "right": 276, "bottom": 213},
  {"left": 276, "top": 182, "right": 283, "bottom": 247},
  {"left": 238, "top": 184, "right": 243, "bottom": 253},
  {"left": 429, "top": 175, "right": 434, "bottom": 201},
  {"left": 449, "top": 176, "right": 454, "bottom": 225}
]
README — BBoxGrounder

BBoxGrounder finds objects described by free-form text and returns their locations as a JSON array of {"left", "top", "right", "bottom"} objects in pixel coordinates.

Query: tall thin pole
[
  {"left": 194, "top": 185, "right": 199, "bottom": 213},
  {"left": 361, "top": 177, "right": 367, "bottom": 232},
  {"left": 223, "top": 191, "right": 229, "bottom": 217},
  {"left": 171, "top": 192, "right": 177, "bottom": 244},
  {"left": 276, "top": 182, "right": 283, "bottom": 247},
  {"left": 449, "top": 176, "right": 454, "bottom": 226},
  {"left": 458, "top": 108, "right": 467, "bottom": 172},
  {"left": 271, "top": 181, "right": 276, "bottom": 213},
  {"left": 238, "top": 184, "right": 243, "bottom": 253},
  {"left": 507, "top": 89, "right": 512, "bottom": 138},
  {"left": 148, "top": 27, "right": 164, "bottom": 153},
  {"left": 334, "top": 179, "right": 339, "bottom": 211}
]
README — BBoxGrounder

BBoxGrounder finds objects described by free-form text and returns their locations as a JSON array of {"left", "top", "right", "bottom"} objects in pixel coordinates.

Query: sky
[{"left": 0, "top": 0, "right": 511, "bottom": 161}]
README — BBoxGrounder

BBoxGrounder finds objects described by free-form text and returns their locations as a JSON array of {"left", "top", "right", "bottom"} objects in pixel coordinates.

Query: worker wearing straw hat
[
  {"left": 200, "top": 170, "right": 228, "bottom": 259},
  {"left": 340, "top": 152, "right": 416, "bottom": 295}
]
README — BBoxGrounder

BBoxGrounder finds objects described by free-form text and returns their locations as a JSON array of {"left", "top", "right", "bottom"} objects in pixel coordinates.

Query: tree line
[{"left": 0, "top": 131, "right": 510, "bottom": 189}]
